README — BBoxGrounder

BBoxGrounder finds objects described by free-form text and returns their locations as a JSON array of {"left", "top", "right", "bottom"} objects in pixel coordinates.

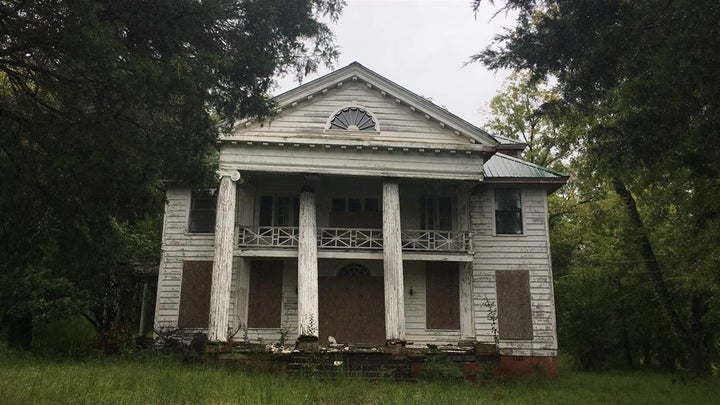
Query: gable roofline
[{"left": 265, "top": 62, "right": 499, "bottom": 146}]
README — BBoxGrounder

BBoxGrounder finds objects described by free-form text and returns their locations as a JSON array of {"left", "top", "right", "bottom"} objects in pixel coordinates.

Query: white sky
[{"left": 273, "top": 0, "right": 515, "bottom": 127}]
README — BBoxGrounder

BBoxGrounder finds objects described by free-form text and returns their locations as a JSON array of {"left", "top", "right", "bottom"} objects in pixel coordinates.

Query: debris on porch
[{"left": 205, "top": 341, "right": 500, "bottom": 382}]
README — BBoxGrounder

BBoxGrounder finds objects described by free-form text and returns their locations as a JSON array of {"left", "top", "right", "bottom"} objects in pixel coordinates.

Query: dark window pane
[
  {"left": 188, "top": 210, "right": 216, "bottom": 233},
  {"left": 494, "top": 188, "right": 523, "bottom": 235},
  {"left": 365, "top": 198, "right": 379, "bottom": 212},
  {"left": 293, "top": 198, "right": 300, "bottom": 227},
  {"left": 276, "top": 197, "right": 290, "bottom": 226},
  {"left": 438, "top": 197, "right": 452, "bottom": 230},
  {"left": 259, "top": 196, "right": 273, "bottom": 226},
  {"left": 348, "top": 198, "right": 362, "bottom": 212},
  {"left": 189, "top": 189, "right": 216, "bottom": 233},
  {"left": 332, "top": 198, "right": 346, "bottom": 213}
]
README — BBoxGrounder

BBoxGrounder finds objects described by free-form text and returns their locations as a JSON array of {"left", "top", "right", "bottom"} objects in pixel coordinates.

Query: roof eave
[{"left": 483, "top": 177, "right": 569, "bottom": 194}]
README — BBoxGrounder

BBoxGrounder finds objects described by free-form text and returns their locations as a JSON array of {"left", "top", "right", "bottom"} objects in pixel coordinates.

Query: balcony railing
[
  {"left": 238, "top": 226, "right": 470, "bottom": 253},
  {"left": 238, "top": 226, "right": 299, "bottom": 247},
  {"left": 318, "top": 228, "right": 383, "bottom": 249},
  {"left": 400, "top": 230, "right": 469, "bottom": 252}
]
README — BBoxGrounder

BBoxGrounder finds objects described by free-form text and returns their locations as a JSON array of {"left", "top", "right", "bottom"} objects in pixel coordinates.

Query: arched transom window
[
  {"left": 329, "top": 107, "right": 376, "bottom": 131},
  {"left": 337, "top": 263, "right": 371, "bottom": 278}
]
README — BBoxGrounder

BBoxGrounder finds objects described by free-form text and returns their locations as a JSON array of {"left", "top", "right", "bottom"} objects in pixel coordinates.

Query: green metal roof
[
  {"left": 483, "top": 153, "right": 569, "bottom": 191},
  {"left": 490, "top": 134, "right": 525, "bottom": 145}
]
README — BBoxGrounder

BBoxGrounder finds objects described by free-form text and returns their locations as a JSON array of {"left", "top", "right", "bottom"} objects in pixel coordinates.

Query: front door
[{"left": 318, "top": 273, "right": 385, "bottom": 345}]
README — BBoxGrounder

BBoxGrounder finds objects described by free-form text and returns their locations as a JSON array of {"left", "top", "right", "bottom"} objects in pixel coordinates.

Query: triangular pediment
[{"left": 227, "top": 62, "right": 499, "bottom": 148}]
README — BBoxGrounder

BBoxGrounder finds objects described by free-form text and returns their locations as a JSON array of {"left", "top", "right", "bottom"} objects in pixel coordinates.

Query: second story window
[
  {"left": 421, "top": 196, "right": 452, "bottom": 230},
  {"left": 495, "top": 188, "right": 523, "bottom": 235},
  {"left": 329, "top": 197, "right": 381, "bottom": 228},
  {"left": 188, "top": 189, "right": 217, "bottom": 233},
  {"left": 258, "top": 196, "right": 299, "bottom": 227}
]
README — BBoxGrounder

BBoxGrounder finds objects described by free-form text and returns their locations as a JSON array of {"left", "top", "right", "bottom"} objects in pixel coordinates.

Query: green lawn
[{"left": 0, "top": 352, "right": 717, "bottom": 404}]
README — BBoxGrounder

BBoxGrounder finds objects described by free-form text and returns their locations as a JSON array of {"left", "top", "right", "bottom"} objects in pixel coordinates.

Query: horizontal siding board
[{"left": 233, "top": 82, "right": 473, "bottom": 146}]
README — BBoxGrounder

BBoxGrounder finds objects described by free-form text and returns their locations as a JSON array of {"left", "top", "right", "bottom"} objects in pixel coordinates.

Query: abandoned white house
[{"left": 153, "top": 62, "right": 567, "bottom": 375}]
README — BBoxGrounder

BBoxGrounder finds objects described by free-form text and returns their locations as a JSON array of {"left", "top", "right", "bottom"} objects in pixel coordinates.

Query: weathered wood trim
[
  {"left": 208, "top": 175, "right": 238, "bottom": 342},
  {"left": 459, "top": 262, "right": 476, "bottom": 341},
  {"left": 219, "top": 145, "right": 485, "bottom": 181},
  {"left": 258, "top": 63, "right": 498, "bottom": 145},
  {"left": 297, "top": 188, "right": 319, "bottom": 338},
  {"left": 383, "top": 178, "right": 405, "bottom": 342}
]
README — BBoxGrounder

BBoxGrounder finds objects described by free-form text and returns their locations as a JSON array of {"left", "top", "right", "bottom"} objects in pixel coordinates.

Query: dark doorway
[{"left": 318, "top": 267, "right": 385, "bottom": 345}]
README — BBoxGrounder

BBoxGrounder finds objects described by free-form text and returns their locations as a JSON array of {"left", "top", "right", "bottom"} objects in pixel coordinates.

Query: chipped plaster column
[
  {"left": 208, "top": 171, "right": 240, "bottom": 342},
  {"left": 457, "top": 183, "right": 476, "bottom": 343},
  {"left": 297, "top": 186, "right": 319, "bottom": 340},
  {"left": 383, "top": 178, "right": 405, "bottom": 343}
]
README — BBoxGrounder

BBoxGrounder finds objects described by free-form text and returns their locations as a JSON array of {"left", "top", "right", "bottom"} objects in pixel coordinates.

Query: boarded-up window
[
  {"left": 426, "top": 262, "right": 460, "bottom": 329},
  {"left": 496, "top": 270, "right": 533, "bottom": 340},
  {"left": 247, "top": 260, "right": 284, "bottom": 328},
  {"left": 178, "top": 261, "right": 213, "bottom": 328}
]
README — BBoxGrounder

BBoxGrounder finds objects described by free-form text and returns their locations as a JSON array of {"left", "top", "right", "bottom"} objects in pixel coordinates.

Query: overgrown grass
[{"left": 0, "top": 349, "right": 717, "bottom": 404}]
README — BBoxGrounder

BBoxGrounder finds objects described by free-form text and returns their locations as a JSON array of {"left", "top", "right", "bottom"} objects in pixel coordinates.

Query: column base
[
  {"left": 295, "top": 336, "right": 320, "bottom": 353},
  {"left": 385, "top": 340, "right": 406, "bottom": 355},
  {"left": 458, "top": 338, "right": 478, "bottom": 349}
]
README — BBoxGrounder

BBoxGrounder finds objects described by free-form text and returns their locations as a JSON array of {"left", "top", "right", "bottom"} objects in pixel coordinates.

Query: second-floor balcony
[{"left": 237, "top": 226, "right": 471, "bottom": 253}]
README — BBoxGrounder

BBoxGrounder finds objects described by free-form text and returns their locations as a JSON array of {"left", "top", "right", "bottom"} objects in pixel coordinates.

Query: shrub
[{"left": 419, "top": 355, "right": 464, "bottom": 383}]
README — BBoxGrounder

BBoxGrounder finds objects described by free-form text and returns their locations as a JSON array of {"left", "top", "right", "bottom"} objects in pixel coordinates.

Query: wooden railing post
[{"left": 383, "top": 178, "right": 405, "bottom": 343}]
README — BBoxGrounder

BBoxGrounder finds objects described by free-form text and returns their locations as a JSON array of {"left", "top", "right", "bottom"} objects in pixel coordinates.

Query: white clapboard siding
[
  {"left": 470, "top": 187, "right": 558, "bottom": 356},
  {"left": 231, "top": 82, "right": 471, "bottom": 146},
  {"left": 219, "top": 144, "right": 485, "bottom": 181},
  {"left": 154, "top": 188, "right": 242, "bottom": 332}
]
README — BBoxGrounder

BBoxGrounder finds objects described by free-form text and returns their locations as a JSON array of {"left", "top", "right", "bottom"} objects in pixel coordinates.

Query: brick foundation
[{"left": 498, "top": 355, "right": 558, "bottom": 377}]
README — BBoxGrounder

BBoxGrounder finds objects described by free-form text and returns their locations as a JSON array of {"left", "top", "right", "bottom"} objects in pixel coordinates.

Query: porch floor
[{"left": 206, "top": 342, "right": 499, "bottom": 381}]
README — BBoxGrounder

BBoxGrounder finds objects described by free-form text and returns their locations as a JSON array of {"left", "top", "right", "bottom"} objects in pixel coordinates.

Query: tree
[
  {"left": 472, "top": 0, "right": 720, "bottom": 374},
  {"left": 484, "top": 71, "right": 575, "bottom": 170},
  {"left": 0, "top": 0, "right": 344, "bottom": 350}
]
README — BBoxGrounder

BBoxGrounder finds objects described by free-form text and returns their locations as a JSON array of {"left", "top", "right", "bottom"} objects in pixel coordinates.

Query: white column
[
  {"left": 297, "top": 187, "right": 319, "bottom": 339},
  {"left": 459, "top": 262, "right": 476, "bottom": 342},
  {"left": 208, "top": 173, "right": 239, "bottom": 342},
  {"left": 457, "top": 183, "right": 476, "bottom": 342},
  {"left": 383, "top": 178, "right": 405, "bottom": 342}
]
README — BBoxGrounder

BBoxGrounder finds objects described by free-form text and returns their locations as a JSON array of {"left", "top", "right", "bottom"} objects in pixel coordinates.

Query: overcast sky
[{"left": 273, "top": 0, "right": 515, "bottom": 127}]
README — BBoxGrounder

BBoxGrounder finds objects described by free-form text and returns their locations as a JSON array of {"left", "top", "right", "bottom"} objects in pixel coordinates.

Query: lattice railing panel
[
  {"left": 317, "top": 228, "right": 384, "bottom": 249},
  {"left": 400, "top": 230, "right": 468, "bottom": 252},
  {"left": 238, "top": 226, "right": 299, "bottom": 247},
  {"left": 238, "top": 226, "right": 469, "bottom": 252}
]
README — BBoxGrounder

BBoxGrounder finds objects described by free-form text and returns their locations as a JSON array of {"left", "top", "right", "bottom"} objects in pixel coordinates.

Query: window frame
[
  {"left": 257, "top": 194, "right": 300, "bottom": 227},
  {"left": 330, "top": 196, "right": 380, "bottom": 213},
  {"left": 188, "top": 189, "right": 217, "bottom": 234},
  {"left": 420, "top": 195, "right": 453, "bottom": 231},
  {"left": 493, "top": 187, "right": 524, "bottom": 235}
]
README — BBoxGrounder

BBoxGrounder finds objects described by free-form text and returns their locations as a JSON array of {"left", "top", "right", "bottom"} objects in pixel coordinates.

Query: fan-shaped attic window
[{"left": 329, "top": 107, "right": 376, "bottom": 131}]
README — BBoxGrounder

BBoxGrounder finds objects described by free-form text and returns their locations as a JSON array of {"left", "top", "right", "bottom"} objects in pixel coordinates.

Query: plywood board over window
[
  {"left": 425, "top": 262, "right": 460, "bottom": 329},
  {"left": 247, "top": 260, "right": 284, "bottom": 328},
  {"left": 178, "top": 261, "right": 213, "bottom": 328},
  {"left": 496, "top": 270, "right": 533, "bottom": 340}
]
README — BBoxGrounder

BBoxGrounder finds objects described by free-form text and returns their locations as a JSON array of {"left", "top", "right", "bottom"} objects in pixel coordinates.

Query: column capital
[{"left": 217, "top": 169, "right": 243, "bottom": 183}]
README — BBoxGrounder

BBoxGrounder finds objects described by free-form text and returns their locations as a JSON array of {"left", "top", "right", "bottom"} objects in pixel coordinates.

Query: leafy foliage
[
  {"left": 0, "top": 0, "right": 344, "bottom": 349},
  {"left": 474, "top": 0, "right": 720, "bottom": 374}
]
